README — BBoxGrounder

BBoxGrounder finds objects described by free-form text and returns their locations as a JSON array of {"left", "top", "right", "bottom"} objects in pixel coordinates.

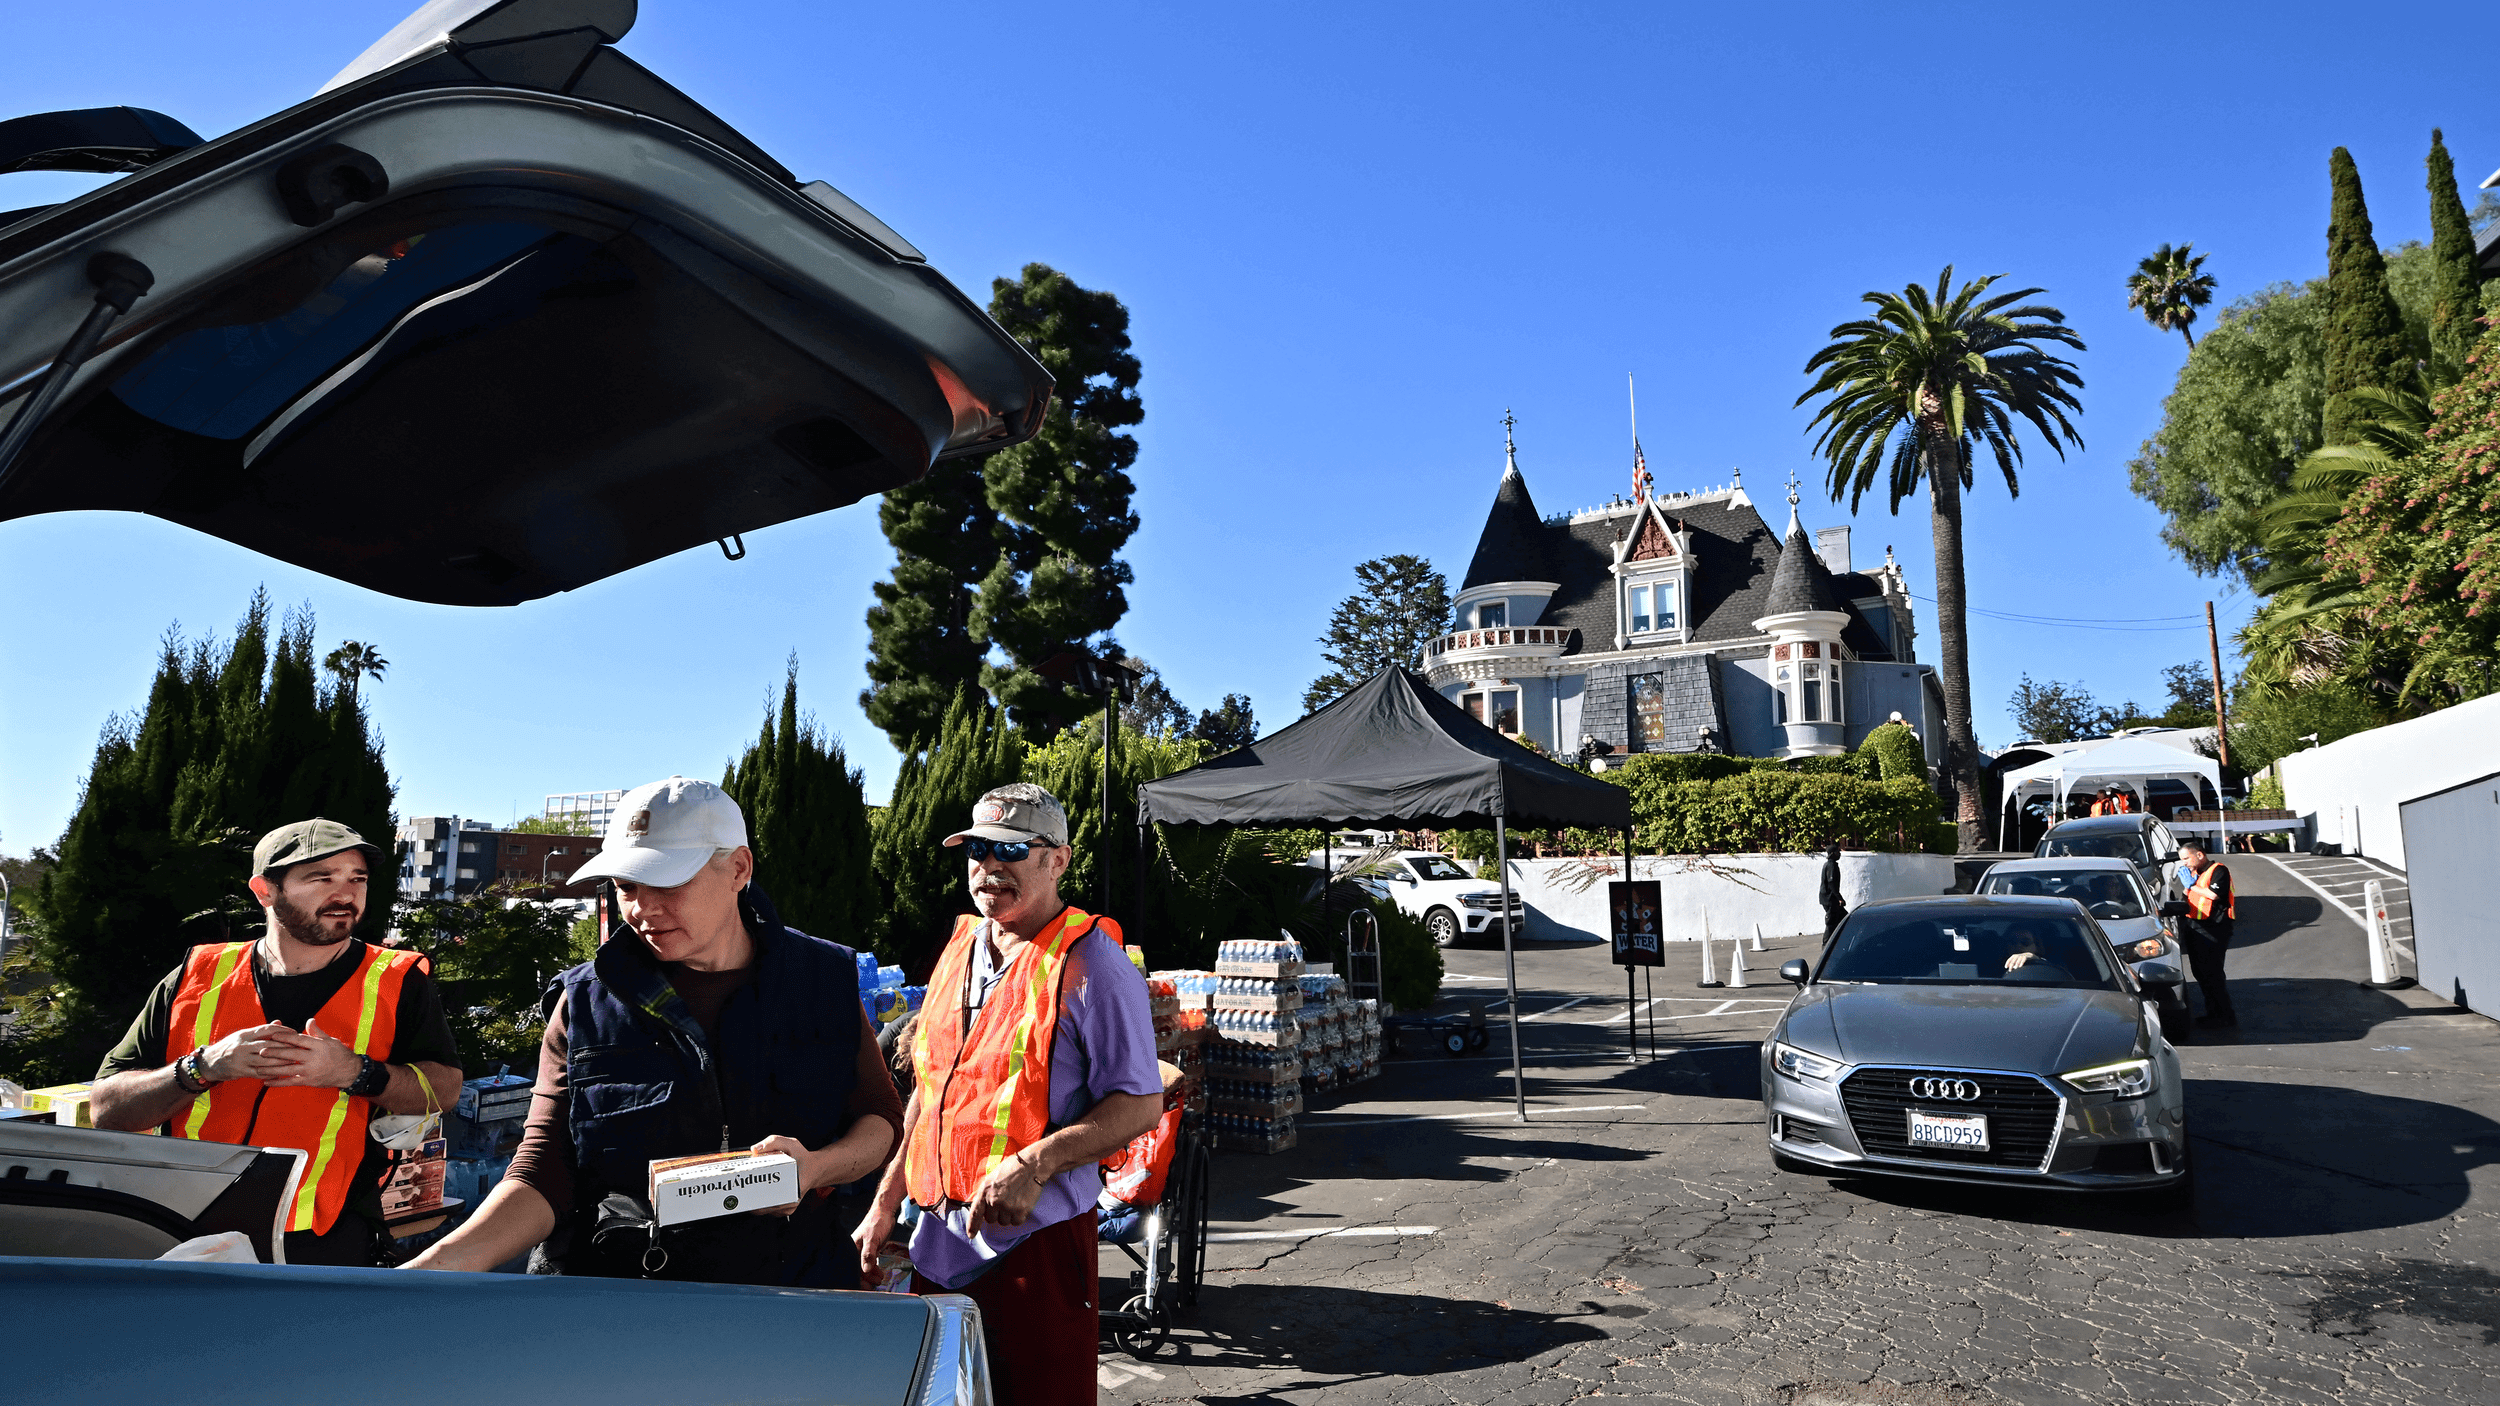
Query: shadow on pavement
[
  {"left": 2205, "top": 977, "right": 2452, "bottom": 1044},
  {"left": 1121, "top": 1280, "right": 1612, "bottom": 1386},
  {"left": 2222, "top": 891, "right": 2324, "bottom": 952},
  {"left": 1796, "top": 1078, "right": 2496, "bottom": 1239}
]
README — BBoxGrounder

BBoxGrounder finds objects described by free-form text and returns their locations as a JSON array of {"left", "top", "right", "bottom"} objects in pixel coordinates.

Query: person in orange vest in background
[
  {"left": 853, "top": 783, "right": 1162, "bottom": 1406},
  {"left": 2110, "top": 787, "right": 2136, "bottom": 814},
  {"left": 2177, "top": 836, "right": 2238, "bottom": 1029},
  {"left": 90, "top": 819, "right": 463, "bottom": 1265}
]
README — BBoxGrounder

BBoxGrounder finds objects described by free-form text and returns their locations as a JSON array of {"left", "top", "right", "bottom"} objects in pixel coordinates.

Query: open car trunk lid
[{"left": 0, "top": 0, "right": 1051, "bottom": 606}]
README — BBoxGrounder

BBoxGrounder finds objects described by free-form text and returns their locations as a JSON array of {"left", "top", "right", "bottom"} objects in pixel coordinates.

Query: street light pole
[{"left": 0, "top": 871, "right": 12, "bottom": 965}]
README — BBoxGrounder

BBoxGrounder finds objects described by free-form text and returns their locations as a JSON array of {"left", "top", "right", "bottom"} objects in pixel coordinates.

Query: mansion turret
[{"left": 1424, "top": 432, "right": 1944, "bottom": 767}]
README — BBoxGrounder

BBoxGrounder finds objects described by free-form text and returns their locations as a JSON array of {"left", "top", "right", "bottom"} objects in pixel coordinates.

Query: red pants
[{"left": 914, "top": 1209, "right": 1098, "bottom": 1405}]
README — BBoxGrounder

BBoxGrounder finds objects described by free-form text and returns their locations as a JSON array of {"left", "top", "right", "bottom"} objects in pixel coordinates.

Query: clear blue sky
[{"left": 2, "top": 1, "right": 2487, "bottom": 855}]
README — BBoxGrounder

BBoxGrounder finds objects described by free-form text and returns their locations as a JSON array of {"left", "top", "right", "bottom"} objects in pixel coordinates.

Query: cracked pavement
[{"left": 1095, "top": 854, "right": 2500, "bottom": 1405}]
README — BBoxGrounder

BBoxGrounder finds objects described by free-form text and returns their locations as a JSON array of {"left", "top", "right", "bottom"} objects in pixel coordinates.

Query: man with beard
[
  {"left": 853, "top": 783, "right": 1162, "bottom": 1406},
  {"left": 92, "top": 819, "right": 462, "bottom": 1265}
]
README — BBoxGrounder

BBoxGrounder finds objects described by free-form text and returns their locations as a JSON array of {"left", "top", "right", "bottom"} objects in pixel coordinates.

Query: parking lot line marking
[
  {"left": 1521, "top": 997, "right": 1593, "bottom": 1020},
  {"left": 1594, "top": 999, "right": 1778, "bottom": 1026},
  {"left": 1307, "top": 1103, "right": 1650, "bottom": 1127},
  {"left": 2263, "top": 854, "right": 2417, "bottom": 951},
  {"left": 1204, "top": 1225, "right": 1442, "bottom": 1241}
]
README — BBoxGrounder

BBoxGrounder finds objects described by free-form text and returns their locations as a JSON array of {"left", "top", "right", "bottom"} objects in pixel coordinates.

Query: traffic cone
[
  {"left": 1751, "top": 922, "right": 1766, "bottom": 952},
  {"left": 1697, "top": 906, "right": 1723, "bottom": 988},
  {"left": 1729, "top": 937, "right": 1749, "bottom": 988}
]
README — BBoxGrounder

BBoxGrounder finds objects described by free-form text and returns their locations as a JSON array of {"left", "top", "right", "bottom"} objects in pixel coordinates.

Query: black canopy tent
[{"left": 1136, "top": 667, "right": 1633, "bottom": 1119}]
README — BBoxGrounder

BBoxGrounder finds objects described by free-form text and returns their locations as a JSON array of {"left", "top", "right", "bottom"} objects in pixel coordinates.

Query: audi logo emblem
[{"left": 1910, "top": 1077, "right": 1981, "bottom": 1101}]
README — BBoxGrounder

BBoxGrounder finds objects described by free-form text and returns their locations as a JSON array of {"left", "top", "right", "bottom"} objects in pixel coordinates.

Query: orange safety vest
[
  {"left": 2089, "top": 798, "right": 2112, "bottom": 816},
  {"left": 165, "top": 941, "right": 424, "bottom": 1235},
  {"left": 2183, "top": 864, "right": 2235, "bottom": 922},
  {"left": 905, "top": 907, "right": 1112, "bottom": 1207},
  {"left": 2111, "top": 792, "right": 2135, "bottom": 814}
]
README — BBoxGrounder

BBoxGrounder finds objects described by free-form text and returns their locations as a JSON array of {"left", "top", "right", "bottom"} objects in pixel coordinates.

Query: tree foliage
[
  {"left": 1191, "top": 693, "right": 1258, "bottom": 752},
  {"left": 2126, "top": 243, "right": 2217, "bottom": 348},
  {"left": 1303, "top": 554, "right": 1450, "bottom": 712},
  {"left": 1795, "top": 266, "right": 2084, "bottom": 852},
  {"left": 2425, "top": 129, "right": 2488, "bottom": 384},
  {"left": 2226, "top": 681, "right": 2388, "bottom": 777},
  {"left": 2128, "top": 244, "right": 2449, "bottom": 584},
  {"left": 723, "top": 658, "right": 874, "bottom": 942},
  {"left": 392, "top": 883, "right": 588, "bottom": 1073},
  {"left": 867, "top": 689, "right": 1026, "bottom": 972},
  {"left": 863, "top": 264, "right": 1143, "bottom": 746},
  {"left": 2322, "top": 147, "right": 2417, "bottom": 443},
  {"left": 1020, "top": 716, "right": 1209, "bottom": 922},
  {"left": 6, "top": 591, "right": 396, "bottom": 1082}
]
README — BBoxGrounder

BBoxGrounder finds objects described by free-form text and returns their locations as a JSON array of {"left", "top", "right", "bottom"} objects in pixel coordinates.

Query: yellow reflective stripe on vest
[
  {"left": 976, "top": 911, "right": 1090, "bottom": 1178},
  {"left": 286, "top": 950, "right": 394, "bottom": 1232},
  {"left": 178, "top": 944, "right": 248, "bottom": 1140}
]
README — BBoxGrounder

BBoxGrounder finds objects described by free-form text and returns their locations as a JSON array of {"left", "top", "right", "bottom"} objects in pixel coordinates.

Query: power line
[{"left": 1904, "top": 593, "right": 2209, "bottom": 630}]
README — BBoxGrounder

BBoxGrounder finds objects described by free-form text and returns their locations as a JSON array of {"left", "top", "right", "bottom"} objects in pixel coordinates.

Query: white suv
[{"left": 1367, "top": 850, "right": 1523, "bottom": 948}]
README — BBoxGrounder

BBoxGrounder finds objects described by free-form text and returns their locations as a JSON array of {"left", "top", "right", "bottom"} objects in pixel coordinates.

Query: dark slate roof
[
  {"left": 1530, "top": 495, "right": 1784, "bottom": 655},
  {"left": 1460, "top": 467, "right": 1553, "bottom": 589},
  {"left": 1830, "top": 570, "right": 1896, "bottom": 660},
  {"left": 1763, "top": 519, "right": 1848, "bottom": 616}
]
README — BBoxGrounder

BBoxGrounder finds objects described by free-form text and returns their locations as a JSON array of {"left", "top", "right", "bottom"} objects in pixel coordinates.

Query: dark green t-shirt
[{"left": 101, "top": 939, "right": 461, "bottom": 1254}]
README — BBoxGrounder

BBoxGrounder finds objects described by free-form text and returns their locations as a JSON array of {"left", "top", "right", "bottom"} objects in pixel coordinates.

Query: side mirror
[
  {"left": 2135, "top": 960, "right": 2185, "bottom": 987},
  {"left": 1779, "top": 959, "right": 1810, "bottom": 985},
  {"left": 2162, "top": 850, "right": 2180, "bottom": 864},
  {"left": 2159, "top": 900, "right": 2190, "bottom": 919}
]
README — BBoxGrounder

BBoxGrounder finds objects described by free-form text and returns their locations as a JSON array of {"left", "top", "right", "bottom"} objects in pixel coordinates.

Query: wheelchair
[{"left": 1097, "top": 1104, "right": 1212, "bottom": 1358}]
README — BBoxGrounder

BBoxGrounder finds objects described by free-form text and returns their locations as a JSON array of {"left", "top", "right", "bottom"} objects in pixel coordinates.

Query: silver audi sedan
[{"left": 1761, "top": 895, "right": 2190, "bottom": 1208}]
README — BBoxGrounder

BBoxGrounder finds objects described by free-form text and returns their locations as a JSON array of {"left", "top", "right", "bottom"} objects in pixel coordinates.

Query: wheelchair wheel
[
  {"left": 1110, "top": 1295, "right": 1170, "bottom": 1358},
  {"left": 1176, "top": 1142, "right": 1212, "bottom": 1306},
  {"left": 1466, "top": 1027, "right": 1490, "bottom": 1052}
]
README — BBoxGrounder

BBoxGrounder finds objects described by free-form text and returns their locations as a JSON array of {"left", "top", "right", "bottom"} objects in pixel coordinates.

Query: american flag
[{"left": 1632, "top": 437, "right": 1654, "bottom": 502}]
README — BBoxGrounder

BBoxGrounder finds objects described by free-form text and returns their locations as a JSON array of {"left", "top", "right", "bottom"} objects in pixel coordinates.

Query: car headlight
[
  {"left": 2060, "top": 1058, "right": 2154, "bottom": 1097},
  {"left": 1771, "top": 1042, "right": 1841, "bottom": 1083},
  {"left": 2127, "top": 937, "right": 2170, "bottom": 961}
]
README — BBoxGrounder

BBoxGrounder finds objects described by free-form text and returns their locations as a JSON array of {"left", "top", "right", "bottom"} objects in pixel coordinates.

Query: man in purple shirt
[{"left": 854, "top": 784, "right": 1161, "bottom": 1406}]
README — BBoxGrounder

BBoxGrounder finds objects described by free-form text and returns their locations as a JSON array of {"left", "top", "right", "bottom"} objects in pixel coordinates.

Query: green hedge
[{"left": 1633, "top": 772, "right": 1943, "bottom": 853}]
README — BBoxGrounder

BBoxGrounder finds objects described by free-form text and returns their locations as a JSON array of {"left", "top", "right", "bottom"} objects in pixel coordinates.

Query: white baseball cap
[{"left": 571, "top": 776, "right": 749, "bottom": 888}]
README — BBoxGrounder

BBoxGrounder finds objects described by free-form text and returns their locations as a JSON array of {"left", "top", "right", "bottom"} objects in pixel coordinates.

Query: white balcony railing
[{"left": 1425, "top": 625, "right": 1574, "bottom": 659}]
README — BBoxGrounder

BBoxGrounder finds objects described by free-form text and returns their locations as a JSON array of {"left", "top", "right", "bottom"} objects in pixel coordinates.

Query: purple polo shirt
[{"left": 908, "top": 918, "right": 1161, "bottom": 1290}]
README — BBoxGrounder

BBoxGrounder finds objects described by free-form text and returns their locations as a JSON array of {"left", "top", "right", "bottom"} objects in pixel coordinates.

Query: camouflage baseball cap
[{"left": 253, "top": 818, "right": 382, "bottom": 877}]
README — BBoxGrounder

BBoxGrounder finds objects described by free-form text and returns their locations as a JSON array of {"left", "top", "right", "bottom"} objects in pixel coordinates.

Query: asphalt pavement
[{"left": 1098, "top": 853, "right": 2500, "bottom": 1406}]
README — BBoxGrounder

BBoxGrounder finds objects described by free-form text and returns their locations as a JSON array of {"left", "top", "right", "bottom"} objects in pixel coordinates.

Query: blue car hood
[{"left": 1788, "top": 983, "right": 2141, "bottom": 1074}]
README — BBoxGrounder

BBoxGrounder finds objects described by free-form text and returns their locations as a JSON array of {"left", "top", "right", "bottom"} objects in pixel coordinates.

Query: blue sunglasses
[{"left": 960, "top": 836, "right": 1052, "bottom": 863}]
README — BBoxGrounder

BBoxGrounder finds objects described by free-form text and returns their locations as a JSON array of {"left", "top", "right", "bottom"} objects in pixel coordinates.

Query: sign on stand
[{"left": 1609, "top": 880, "right": 1663, "bottom": 1059}]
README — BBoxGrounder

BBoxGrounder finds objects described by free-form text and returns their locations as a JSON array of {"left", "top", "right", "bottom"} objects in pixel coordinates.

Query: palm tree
[
  {"left": 1796, "top": 267, "right": 2086, "bottom": 853},
  {"left": 323, "top": 640, "right": 391, "bottom": 707},
  {"left": 2125, "top": 243, "right": 2217, "bottom": 349}
]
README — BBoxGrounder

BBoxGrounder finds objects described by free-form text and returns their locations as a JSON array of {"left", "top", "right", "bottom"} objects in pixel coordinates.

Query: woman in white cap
[{"left": 409, "top": 777, "right": 903, "bottom": 1284}]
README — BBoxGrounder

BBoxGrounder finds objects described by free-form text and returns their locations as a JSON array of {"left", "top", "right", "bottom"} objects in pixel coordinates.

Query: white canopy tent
[{"left": 2000, "top": 734, "right": 2224, "bottom": 822}]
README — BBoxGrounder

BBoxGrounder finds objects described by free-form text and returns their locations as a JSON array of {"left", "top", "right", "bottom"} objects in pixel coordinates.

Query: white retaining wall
[
  {"left": 2279, "top": 691, "right": 2500, "bottom": 872},
  {"left": 1482, "top": 852, "right": 1960, "bottom": 945}
]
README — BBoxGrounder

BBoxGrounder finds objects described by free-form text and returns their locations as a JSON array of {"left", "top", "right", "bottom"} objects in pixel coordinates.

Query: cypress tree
[
  {"left": 1303, "top": 555, "right": 1452, "bottom": 712},
  {"left": 723, "top": 657, "right": 873, "bottom": 942},
  {"left": 867, "top": 688, "right": 1024, "bottom": 971},
  {"left": 2425, "top": 128, "right": 2485, "bottom": 384},
  {"left": 16, "top": 591, "right": 396, "bottom": 1080},
  {"left": 860, "top": 264, "right": 1144, "bottom": 747},
  {"left": 2322, "top": 147, "right": 2417, "bottom": 441},
  {"left": 861, "top": 457, "right": 1000, "bottom": 751}
]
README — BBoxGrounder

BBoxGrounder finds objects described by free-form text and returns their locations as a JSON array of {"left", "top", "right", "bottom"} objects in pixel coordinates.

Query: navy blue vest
[{"left": 549, "top": 891, "right": 863, "bottom": 1286}]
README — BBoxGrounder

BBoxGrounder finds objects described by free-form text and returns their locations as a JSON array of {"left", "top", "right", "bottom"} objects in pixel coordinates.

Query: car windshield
[
  {"left": 2041, "top": 831, "right": 2148, "bottom": 865},
  {"left": 1977, "top": 869, "right": 2150, "bottom": 921},
  {"left": 1408, "top": 856, "right": 1472, "bottom": 882},
  {"left": 1820, "top": 911, "right": 2121, "bottom": 989}
]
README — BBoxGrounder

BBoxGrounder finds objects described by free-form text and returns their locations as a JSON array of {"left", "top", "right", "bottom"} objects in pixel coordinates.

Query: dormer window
[
  {"left": 1477, "top": 601, "right": 1507, "bottom": 628},
  {"left": 1628, "top": 582, "right": 1677, "bottom": 634}
]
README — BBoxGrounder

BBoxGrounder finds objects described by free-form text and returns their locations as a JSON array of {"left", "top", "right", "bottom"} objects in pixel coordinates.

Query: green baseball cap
[{"left": 253, "top": 818, "right": 382, "bottom": 877}]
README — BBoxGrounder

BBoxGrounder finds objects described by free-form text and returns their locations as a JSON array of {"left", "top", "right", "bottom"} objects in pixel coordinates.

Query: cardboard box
[
  {"left": 1214, "top": 959, "right": 1303, "bottom": 980},
  {"left": 457, "top": 1073, "right": 533, "bottom": 1123},
  {"left": 25, "top": 1084, "right": 94, "bottom": 1128},
  {"left": 649, "top": 1151, "right": 800, "bottom": 1226}
]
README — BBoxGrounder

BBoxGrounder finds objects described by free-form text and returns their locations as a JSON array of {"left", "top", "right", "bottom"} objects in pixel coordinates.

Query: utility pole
[{"left": 2204, "top": 601, "right": 2231, "bottom": 770}]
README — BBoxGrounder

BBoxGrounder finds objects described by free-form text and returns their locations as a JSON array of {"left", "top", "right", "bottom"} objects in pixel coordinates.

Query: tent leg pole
[
  {"left": 1135, "top": 820, "right": 1149, "bottom": 944},
  {"left": 1497, "top": 817, "right": 1524, "bottom": 1122},
  {"left": 1645, "top": 965, "right": 1657, "bottom": 1061}
]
